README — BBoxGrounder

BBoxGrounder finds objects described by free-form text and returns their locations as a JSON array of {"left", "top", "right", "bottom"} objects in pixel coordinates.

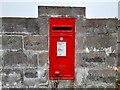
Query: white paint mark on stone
[
  {"left": 75, "top": 67, "right": 89, "bottom": 85},
  {"left": 103, "top": 47, "right": 112, "bottom": 56},
  {"left": 85, "top": 47, "right": 90, "bottom": 53},
  {"left": 82, "top": 47, "right": 113, "bottom": 56}
]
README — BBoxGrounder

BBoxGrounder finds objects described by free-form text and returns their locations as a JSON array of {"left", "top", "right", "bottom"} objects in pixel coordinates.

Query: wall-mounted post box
[{"left": 49, "top": 18, "right": 75, "bottom": 80}]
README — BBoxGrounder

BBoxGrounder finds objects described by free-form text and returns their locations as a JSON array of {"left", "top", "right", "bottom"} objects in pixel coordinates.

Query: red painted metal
[{"left": 49, "top": 18, "right": 75, "bottom": 80}]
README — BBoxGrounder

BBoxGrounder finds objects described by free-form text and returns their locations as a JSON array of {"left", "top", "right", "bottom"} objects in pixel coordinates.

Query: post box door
[{"left": 49, "top": 18, "right": 75, "bottom": 80}]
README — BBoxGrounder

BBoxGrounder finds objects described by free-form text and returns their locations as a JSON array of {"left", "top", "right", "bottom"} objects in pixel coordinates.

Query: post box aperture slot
[{"left": 52, "top": 26, "right": 72, "bottom": 31}]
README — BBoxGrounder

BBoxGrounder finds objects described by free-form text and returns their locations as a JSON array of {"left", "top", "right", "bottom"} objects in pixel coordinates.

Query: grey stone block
[
  {"left": 2, "top": 17, "right": 49, "bottom": 35},
  {"left": 76, "top": 35, "right": 86, "bottom": 52},
  {"left": 2, "top": 35, "right": 22, "bottom": 50},
  {"left": 75, "top": 53, "right": 87, "bottom": 67},
  {"left": 87, "top": 69, "right": 116, "bottom": 83},
  {"left": 117, "top": 53, "right": 120, "bottom": 66},
  {"left": 107, "top": 19, "right": 118, "bottom": 28},
  {"left": 117, "top": 44, "right": 120, "bottom": 53},
  {"left": 76, "top": 19, "right": 118, "bottom": 34},
  {"left": 76, "top": 52, "right": 116, "bottom": 68},
  {"left": 0, "top": 18, "right": 2, "bottom": 32},
  {"left": 0, "top": 77, "right": 1, "bottom": 89},
  {"left": 76, "top": 52, "right": 106, "bottom": 67},
  {"left": 3, "top": 51, "right": 27, "bottom": 67},
  {"left": 23, "top": 69, "right": 48, "bottom": 86},
  {"left": 117, "top": 43, "right": 120, "bottom": 66},
  {"left": 109, "top": 53, "right": 116, "bottom": 57},
  {"left": 86, "top": 19, "right": 117, "bottom": 34},
  {"left": 0, "top": 35, "right": 2, "bottom": 49},
  {"left": 84, "top": 57, "right": 103, "bottom": 63},
  {"left": 105, "top": 56, "right": 116, "bottom": 67},
  {"left": 26, "top": 18, "right": 39, "bottom": 35},
  {"left": 2, "top": 69, "right": 22, "bottom": 87},
  {"left": 0, "top": 51, "right": 3, "bottom": 68},
  {"left": 76, "top": 34, "right": 116, "bottom": 53},
  {"left": 76, "top": 18, "right": 86, "bottom": 34},
  {"left": 23, "top": 51, "right": 38, "bottom": 67},
  {"left": 118, "top": 20, "right": 120, "bottom": 27},
  {"left": 117, "top": 27, "right": 120, "bottom": 42},
  {"left": 2, "top": 18, "right": 40, "bottom": 35},
  {"left": 39, "top": 69, "right": 48, "bottom": 83},
  {"left": 38, "top": 17, "right": 49, "bottom": 35},
  {"left": 2, "top": 18, "right": 27, "bottom": 32},
  {"left": 24, "top": 36, "right": 48, "bottom": 50},
  {"left": 38, "top": 6, "right": 85, "bottom": 17},
  {"left": 75, "top": 67, "right": 89, "bottom": 86},
  {"left": 39, "top": 52, "right": 48, "bottom": 67},
  {"left": 3, "top": 51, "right": 37, "bottom": 67},
  {"left": 24, "top": 70, "right": 38, "bottom": 78}
]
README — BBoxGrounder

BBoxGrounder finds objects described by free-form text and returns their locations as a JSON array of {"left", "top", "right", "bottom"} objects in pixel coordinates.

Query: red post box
[{"left": 49, "top": 18, "right": 75, "bottom": 80}]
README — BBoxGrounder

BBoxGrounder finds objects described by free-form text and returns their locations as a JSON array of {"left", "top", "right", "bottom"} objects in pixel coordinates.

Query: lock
[
  {"left": 60, "top": 37, "right": 63, "bottom": 41},
  {"left": 49, "top": 18, "right": 75, "bottom": 80}
]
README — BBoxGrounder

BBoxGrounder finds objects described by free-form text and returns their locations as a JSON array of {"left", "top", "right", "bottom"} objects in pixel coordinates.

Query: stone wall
[{"left": 0, "top": 6, "right": 118, "bottom": 89}]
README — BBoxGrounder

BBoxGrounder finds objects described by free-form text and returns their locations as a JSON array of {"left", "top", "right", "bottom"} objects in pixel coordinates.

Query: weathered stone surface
[
  {"left": 117, "top": 43, "right": 120, "bottom": 66},
  {"left": 109, "top": 53, "right": 116, "bottom": 57},
  {"left": 117, "top": 27, "right": 120, "bottom": 42},
  {"left": 2, "top": 18, "right": 40, "bottom": 35},
  {"left": 0, "top": 35, "right": 2, "bottom": 49},
  {"left": 0, "top": 51, "right": 3, "bottom": 67},
  {"left": 76, "top": 19, "right": 118, "bottom": 34},
  {"left": 23, "top": 69, "right": 48, "bottom": 86},
  {"left": 38, "top": 17, "right": 49, "bottom": 35},
  {"left": 117, "top": 52, "right": 120, "bottom": 66},
  {"left": 76, "top": 35, "right": 86, "bottom": 52},
  {"left": 39, "top": 52, "right": 48, "bottom": 67},
  {"left": 2, "top": 69, "right": 22, "bottom": 87},
  {"left": 26, "top": 18, "right": 39, "bottom": 35},
  {"left": 85, "top": 57, "right": 103, "bottom": 63},
  {"left": 87, "top": 69, "right": 116, "bottom": 83},
  {"left": 76, "top": 52, "right": 106, "bottom": 67},
  {"left": 24, "top": 36, "right": 48, "bottom": 50},
  {"left": 107, "top": 19, "right": 118, "bottom": 28},
  {"left": 76, "top": 52, "right": 116, "bottom": 68},
  {"left": 117, "top": 43, "right": 120, "bottom": 53},
  {"left": 2, "top": 35, "right": 22, "bottom": 50},
  {"left": 75, "top": 67, "right": 89, "bottom": 86},
  {"left": 75, "top": 53, "right": 87, "bottom": 67},
  {"left": 3, "top": 51, "right": 27, "bottom": 67},
  {"left": 76, "top": 18, "right": 86, "bottom": 34},
  {"left": 76, "top": 34, "right": 116, "bottom": 53},
  {"left": 85, "top": 19, "right": 117, "bottom": 34},
  {"left": 39, "top": 69, "right": 48, "bottom": 84},
  {"left": 38, "top": 6, "right": 85, "bottom": 17},
  {"left": 2, "top": 17, "right": 49, "bottom": 35},
  {"left": 2, "top": 18, "right": 27, "bottom": 32},
  {"left": 23, "top": 51, "right": 38, "bottom": 67},
  {"left": 3, "top": 51, "right": 37, "bottom": 67},
  {"left": 0, "top": 73, "right": 2, "bottom": 90},
  {"left": 105, "top": 57, "right": 116, "bottom": 67},
  {"left": 118, "top": 20, "right": 120, "bottom": 27}
]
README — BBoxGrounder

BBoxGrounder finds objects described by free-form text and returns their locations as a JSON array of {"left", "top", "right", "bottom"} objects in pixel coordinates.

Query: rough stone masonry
[{"left": 0, "top": 6, "right": 119, "bottom": 89}]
